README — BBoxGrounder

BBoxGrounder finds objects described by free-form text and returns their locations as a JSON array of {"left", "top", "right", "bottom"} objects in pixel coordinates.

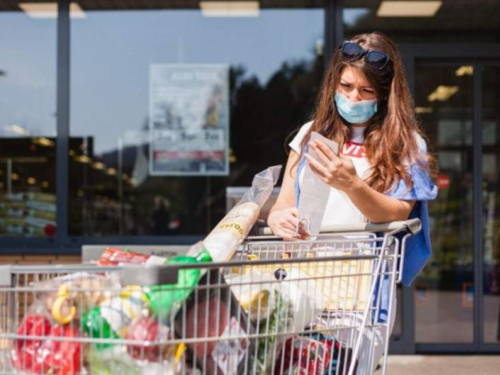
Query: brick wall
[{"left": 0, "top": 254, "right": 81, "bottom": 265}]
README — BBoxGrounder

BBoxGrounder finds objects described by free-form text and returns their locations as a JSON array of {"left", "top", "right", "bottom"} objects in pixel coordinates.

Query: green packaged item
[
  {"left": 81, "top": 308, "right": 119, "bottom": 349},
  {"left": 255, "top": 290, "right": 294, "bottom": 374},
  {"left": 146, "top": 249, "right": 212, "bottom": 320},
  {"left": 87, "top": 345, "right": 140, "bottom": 375},
  {"left": 82, "top": 286, "right": 147, "bottom": 348}
]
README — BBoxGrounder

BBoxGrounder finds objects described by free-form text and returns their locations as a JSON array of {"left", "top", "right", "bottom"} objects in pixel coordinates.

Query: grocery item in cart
[
  {"left": 81, "top": 286, "right": 148, "bottom": 348},
  {"left": 86, "top": 344, "right": 186, "bottom": 375},
  {"left": 11, "top": 313, "right": 51, "bottom": 373},
  {"left": 31, "top": 272, "right": 118, "bottom": 325},
  {"left": 226, "top": 270, "right": 323, "bottom": 374},
  {"left": 97, "top": 247, "right": 167, "bottom": 266},
  {"left": 254, "top": 288, "right": 295, "bottom": 374},
  {"left": 174, "top": 269, "right": 254, "bottom": 375},
  {"left": 246, "top": 248, "right": 372, "bottom": 311},
  {"left": 308, "top": 247, "right": 372, "bottom": 311},
  {"left": 228, "top": 268, "right": 324, "bottom": 331},
  {"left": 87, "top": 346, "right": 141, "bottom": 375},
  {"left": 11, "top": 312, "right": 81, "bottom": 374},
  {"left": 36, "top": 323, "right": 82, "bottom": 374},
  {"left": 146, "top": 248, "right": 212, "bottom": 319},
  {"left": 274, "top": 336, "right": 332, "bottom": 375},
  {"left": 125, "top": 316, "right": 176, "bottom": 362},
  {"left": 201, "top": 165, "right": 281, "bottom": 262},
  {"left": 306, "top": 330, "right": 359, "bottom": 374}
]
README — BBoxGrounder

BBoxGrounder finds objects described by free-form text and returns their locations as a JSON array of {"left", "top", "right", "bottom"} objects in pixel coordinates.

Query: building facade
[{"left": 1, "top": 0, "right": 500, "bottom": 354}]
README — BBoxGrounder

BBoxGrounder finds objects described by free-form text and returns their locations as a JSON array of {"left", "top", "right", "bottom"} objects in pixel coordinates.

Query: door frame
[{"left": 393, "top": 43, "right": 500, "bottom": 354}]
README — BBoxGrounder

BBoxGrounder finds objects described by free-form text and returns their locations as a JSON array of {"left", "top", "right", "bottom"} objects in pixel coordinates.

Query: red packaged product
[
  {"left": 97, "top": 248, "right": 166, "bottom": 266},
  {"left": 125, "top": 316, "right": 174, "bottom": 362},
  {"left": 11, "top": 314, "right": 51, "bottom": 373},
  {"left": 11, "top": 314, "right": 82, "bottom": 374},
  {"left": 39, "top": 324, "right": 81, "bottom": 374},
  {"left": 276, "top": 336, "right": 331, "bottom": 375}
]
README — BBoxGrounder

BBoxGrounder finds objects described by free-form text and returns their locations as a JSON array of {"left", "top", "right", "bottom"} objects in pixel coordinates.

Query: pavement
[{"left": 375, "top": 355, "right": 500, "bottom": 375}]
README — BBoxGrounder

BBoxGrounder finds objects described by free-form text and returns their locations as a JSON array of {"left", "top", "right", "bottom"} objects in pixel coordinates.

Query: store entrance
[{"left": 391, "top": 47, "right": 500, "bottom": 353}]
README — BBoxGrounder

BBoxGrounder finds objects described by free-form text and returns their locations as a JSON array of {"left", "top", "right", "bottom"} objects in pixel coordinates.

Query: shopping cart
[{"left": 0, "top": 219, "right": 420, "bottom": 375}]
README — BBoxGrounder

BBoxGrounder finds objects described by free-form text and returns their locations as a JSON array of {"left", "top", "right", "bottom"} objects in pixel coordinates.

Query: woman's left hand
[{"left": 305, "top": 139, "right": 361, "bottom": 193}]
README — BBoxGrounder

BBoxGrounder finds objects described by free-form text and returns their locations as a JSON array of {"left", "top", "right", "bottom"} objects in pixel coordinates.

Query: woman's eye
[
  {"left": 364, "top": 89, "right": 374, "bottom": 94},
  {"left": 341, "top": 83, "right": 351, "bottom": 88}
]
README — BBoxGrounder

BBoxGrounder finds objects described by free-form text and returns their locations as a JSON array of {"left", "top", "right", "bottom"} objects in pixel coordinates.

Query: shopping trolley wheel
[{"left": 274, "top": 268, "right": 287, "bottom": 280}]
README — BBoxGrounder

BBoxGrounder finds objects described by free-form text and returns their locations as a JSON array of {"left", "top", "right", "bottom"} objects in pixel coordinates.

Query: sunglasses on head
[{"left": 341, "top": 41, "right": 391, "bottom": 69}]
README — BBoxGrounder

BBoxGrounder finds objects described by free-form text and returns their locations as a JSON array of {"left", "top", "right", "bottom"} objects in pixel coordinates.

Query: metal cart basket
[{"left": 0, "top": 219, "right": 420, "bottom": 375}]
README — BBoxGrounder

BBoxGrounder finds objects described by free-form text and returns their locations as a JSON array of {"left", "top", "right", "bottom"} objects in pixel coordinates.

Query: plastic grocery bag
[
  {"left": 227, "top": 270, "right": 323, "bottom": 332},
  {"left": 226, "top": 270, "right": 324, "bottom": 374},
  {"left": 31, "top": 272, "right": 120, "bottom": 325},
  {"left": 297, "top": 132, "right": 339, "bottom": 236}
]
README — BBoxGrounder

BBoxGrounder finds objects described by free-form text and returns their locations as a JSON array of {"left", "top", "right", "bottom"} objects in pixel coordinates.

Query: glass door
[
  {"left": 410, "top": 60, "right": 500, "bottom": 351},
  {"left": 413, "top": 63, "right": 474, "bottom": 344}
]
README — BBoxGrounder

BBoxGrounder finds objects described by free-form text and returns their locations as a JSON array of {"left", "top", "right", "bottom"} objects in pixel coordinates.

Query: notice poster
[{"left": 149, "top": 64, "right": 230, "bottom": 176}]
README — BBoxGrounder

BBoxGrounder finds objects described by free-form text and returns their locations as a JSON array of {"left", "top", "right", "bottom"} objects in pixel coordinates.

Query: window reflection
[
  {"left": 0, "top": 3, "right": 57, "bottom": 237},
  {"left": 70, "top": 2, "right": 324, "bottom": 236},
  {"left": 415, "top": 65, "right": 474, "bottom": 343}
]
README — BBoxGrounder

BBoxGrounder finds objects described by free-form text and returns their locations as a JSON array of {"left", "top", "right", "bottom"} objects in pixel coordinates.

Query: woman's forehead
[{"left": 340, "top": 66, "right": 372, "bottom": 86}]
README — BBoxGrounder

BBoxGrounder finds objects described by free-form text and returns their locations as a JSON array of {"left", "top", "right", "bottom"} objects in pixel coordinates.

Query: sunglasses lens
[
  {"left": 342, "top": 42, "right": 364, "bottom": 61},
  {"left": 366, "top": 51, "right": 389, "bottom": 68}
]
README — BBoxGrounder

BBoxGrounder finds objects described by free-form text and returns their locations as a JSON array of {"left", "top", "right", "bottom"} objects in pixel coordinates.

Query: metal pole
[
  {"left": 473, "top": 62, "right": 484, "bottom": 349},
  {"left": 56, "top": 0, "right": 70, "bottom": 241},
  {"left": 325, "top": 0, "right": 343, "bottom": 64}
]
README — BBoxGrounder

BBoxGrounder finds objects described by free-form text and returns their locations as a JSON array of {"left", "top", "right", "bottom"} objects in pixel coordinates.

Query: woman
[{"left": 268, "top": 32, "right": 438, "bottom": 373}]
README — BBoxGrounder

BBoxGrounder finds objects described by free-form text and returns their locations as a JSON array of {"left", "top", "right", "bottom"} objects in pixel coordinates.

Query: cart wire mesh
[{"left": 0, "top": 219, "right": 420, "bottom": 375}]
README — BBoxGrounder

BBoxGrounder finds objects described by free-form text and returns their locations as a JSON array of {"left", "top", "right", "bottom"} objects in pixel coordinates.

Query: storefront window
[
  {"left": 343, "top": 0, "right": 500, "bottom": 43},
  {"left": 70, "top": 1, "right": 325, "bottom": 236},
  {"left": 0, "top": 2, "right": 57, "bottom": 237}
]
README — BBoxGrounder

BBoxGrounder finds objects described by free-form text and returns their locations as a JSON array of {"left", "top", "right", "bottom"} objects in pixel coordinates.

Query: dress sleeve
[
  {"left": 289, "top": 121, "right": 314, "bottom": 154},
  {"left": 388, "top": 136, "right": 438, "bottom": 201}
]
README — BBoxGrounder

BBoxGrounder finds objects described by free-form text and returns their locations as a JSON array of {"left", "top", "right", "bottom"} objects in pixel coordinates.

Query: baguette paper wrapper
[{"left": 191, "top": 165, "right": 281, "bottom": 262}]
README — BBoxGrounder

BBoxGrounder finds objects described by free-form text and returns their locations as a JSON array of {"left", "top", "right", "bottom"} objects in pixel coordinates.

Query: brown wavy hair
[{"left": 298, "top": 31, "right": 438, "bottom": 194}]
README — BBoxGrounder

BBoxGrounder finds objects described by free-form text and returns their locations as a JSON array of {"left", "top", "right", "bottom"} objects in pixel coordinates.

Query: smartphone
[{"left": 310, "top": 131, "right": 339, "bottom": 155}]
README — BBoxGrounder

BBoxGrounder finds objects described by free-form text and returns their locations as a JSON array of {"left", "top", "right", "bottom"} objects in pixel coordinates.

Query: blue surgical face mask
[{"left": 334, "top": 91, "right": 378, "bottom": 124}]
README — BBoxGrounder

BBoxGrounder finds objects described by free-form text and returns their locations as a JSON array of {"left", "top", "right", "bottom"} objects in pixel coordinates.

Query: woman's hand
[
  {"left": 267, "top": 207, "right": 308, "bottom": 241},
  {"left": 305, "top": 139, "right": 362, "bottom": 193}
]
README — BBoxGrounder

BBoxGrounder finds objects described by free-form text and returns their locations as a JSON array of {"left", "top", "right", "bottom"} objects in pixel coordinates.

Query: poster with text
[{"left": 149, "top": 64, "right": 230, "bottom": 176}]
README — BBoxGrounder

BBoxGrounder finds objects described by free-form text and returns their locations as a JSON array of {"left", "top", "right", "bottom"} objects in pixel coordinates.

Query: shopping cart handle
[
  {"left": 122, "top": 265, "right": 179, "bottom": 286},
  {"left": 257, "top": 218, "right": 422, "bottom": 236}
]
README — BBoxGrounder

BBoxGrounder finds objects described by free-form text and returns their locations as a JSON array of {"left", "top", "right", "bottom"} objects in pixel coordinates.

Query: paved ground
[{"left": 375, "top": 355, "right": 500, "bottom": 375}]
